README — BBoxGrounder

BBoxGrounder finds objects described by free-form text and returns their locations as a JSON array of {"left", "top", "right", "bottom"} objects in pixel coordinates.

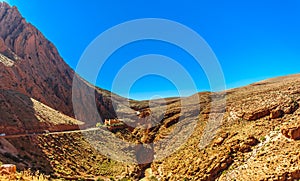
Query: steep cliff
[{"left": 0, "top": 2, "right": 124, "bottom": 127}]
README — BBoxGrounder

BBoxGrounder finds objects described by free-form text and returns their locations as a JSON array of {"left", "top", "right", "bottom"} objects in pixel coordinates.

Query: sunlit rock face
[{"left": 0, "top": 2, "right": 120, "bottom": 126}]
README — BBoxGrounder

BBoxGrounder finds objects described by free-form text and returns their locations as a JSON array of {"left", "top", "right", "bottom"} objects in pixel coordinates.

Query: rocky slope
[
  {"left": 0, "top": 2, "right": 126, "bottom": 128},
  {"left": 0, "top": 2, "right": 299, "bottom": 180},
  {"left": 0, "top": 89, "right": 84, "bottom": 135},
  {"left": 142, "top": 74, "right": 300, "bottom": 181}
]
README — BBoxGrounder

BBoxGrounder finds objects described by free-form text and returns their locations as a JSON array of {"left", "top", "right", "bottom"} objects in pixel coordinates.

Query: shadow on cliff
[{"left": 0, "top": 89, "right": 54, "bottom": 174}]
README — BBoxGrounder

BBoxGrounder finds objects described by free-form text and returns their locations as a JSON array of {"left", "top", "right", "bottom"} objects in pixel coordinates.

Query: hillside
[
  {"left": 0, "top": 2, "right": 127, "bottom": 128},
  {"left": 0, "top": 74, "right": 299, "bottom": 180},
  {"left": 0, "top": 89, "right": 84, "bottom": 135},
  {"left": 0, "top": 2, "right": 299, "bottom": 181},
  {"left": 146, "top": 74, "right": 300, "bottom": 180}
]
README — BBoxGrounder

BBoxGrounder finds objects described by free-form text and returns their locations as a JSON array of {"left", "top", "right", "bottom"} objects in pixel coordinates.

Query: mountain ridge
[{"left": 0, "top": 2, "right": 123, "bottom": 128}]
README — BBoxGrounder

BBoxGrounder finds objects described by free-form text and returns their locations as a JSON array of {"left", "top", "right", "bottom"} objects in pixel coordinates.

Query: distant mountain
[{"left": 0, "top": 2, "right": 127, "bottom": 128}]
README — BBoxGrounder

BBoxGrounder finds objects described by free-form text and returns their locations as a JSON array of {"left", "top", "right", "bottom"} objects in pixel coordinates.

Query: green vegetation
[
  {"left": 96, "top": 122, "right": 124, "bottom": 128},
  {"left": 95, "top": 122, "right": 103, "bottom": 128},
  {"left": 260, "top": 136, "right": 266, "bottom": 142},
  {"left": 119, "top": 178, "right": 131, "bottom": 181},
  {"left": 109, "top": 123, "right": 125, "bottom": 127},
  {"left": 149, "top": 176, "right": 159, "bottom": 181}
]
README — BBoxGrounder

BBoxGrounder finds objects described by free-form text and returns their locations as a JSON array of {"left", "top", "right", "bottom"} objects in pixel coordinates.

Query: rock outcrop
[
  {"left": 0, "top": 2, "right": 126, "bottom": 130},
  {"left": 281, "top": 118, "right": 300, "bottom": 140}
]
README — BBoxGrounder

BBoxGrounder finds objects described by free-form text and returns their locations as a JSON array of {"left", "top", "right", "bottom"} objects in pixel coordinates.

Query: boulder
[
  {"left": 283, "top": 101, "right": 299, "bottom": 114},
  {"left": 0, "top": 164, "right": 16, "bottom": 174},
  {"left": 281, "top": 118, "right": 300, "bottom": 140},
  {"left": 281, "top": 126, "right": 300, "bottom": 140},
  {"left": 270, "top": 108, "right": 284, "bottom": 119},
  {"left": 244, "top": 136, "right": 259, "bottom": 146},
  {"left": 239, "top": 143, "right": 252, "bottom": 153},
  {"left": 214, "top": 137, "right": 225, "bottom": 145},
  {"left": 243, "top": 108, "right": 270, "bottom": 121}
]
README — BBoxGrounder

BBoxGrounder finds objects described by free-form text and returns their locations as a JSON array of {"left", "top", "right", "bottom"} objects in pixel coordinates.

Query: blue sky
[{"left": 5, "top": 0, "right": 300, "bottom": 100}]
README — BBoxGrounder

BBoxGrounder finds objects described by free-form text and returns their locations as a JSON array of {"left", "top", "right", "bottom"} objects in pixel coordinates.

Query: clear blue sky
[{"left": 5, "top": 0, "right": 300, "bottom": 100}]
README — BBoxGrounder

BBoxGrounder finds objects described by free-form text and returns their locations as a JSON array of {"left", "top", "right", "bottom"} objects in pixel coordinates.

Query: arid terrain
[{"left": 0, "top": 2, "right": 299, "bottom": 181}]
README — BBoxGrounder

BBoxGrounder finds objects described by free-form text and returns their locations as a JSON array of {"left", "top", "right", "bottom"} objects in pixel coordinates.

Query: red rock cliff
[{"left": 0, "top": 2, "right": 121, "bottom": 126}]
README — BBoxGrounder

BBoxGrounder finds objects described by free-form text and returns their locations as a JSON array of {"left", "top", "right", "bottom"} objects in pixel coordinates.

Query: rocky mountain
[
  {"left": 0, "top": 2, "right": 125, "bottom": 129},
  {"left": 1, "top": 73, "right": 299, "bottom": 180},
  {"left": 0, "top": 2, "right": 299, "bottom": 180}
]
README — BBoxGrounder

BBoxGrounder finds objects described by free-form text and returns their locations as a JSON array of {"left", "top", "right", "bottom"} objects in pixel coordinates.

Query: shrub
[
  {"left": 149, "top": 176, "right": 158, "bottom": 181},
  {"left": 95, "top": 122, "right": 103, "bottom": 128},
  {"left": 260, "top": 136, "right": 266, "bottom": 142}
]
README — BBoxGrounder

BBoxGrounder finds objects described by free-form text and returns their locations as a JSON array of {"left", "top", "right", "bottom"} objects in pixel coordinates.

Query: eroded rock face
[
  {"left": 0, "top": 3, "right": 120, "bottom": 127},
  {"left": 270, "top": 108, "right": 284, "bottom": 119},
  {"left": 0, "top": 3, "right": 75, "bottom": 117},
  {"left": 230, "top": 93, "right": 299, "bottom": 122},
  {"left": 281, "top": 118, "right": 300, "bottom": 140}
]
